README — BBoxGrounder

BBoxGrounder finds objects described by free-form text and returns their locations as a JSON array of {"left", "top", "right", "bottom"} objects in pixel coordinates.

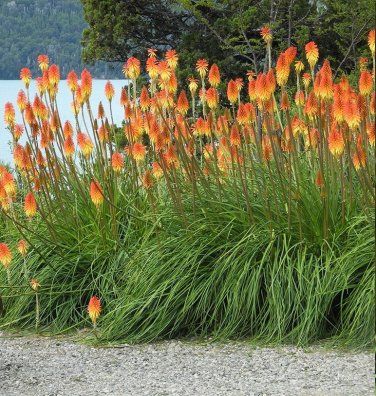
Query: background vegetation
[
  {"left": 0, "top": 0, "right": 120, "bottom": 79},
  {"left": 81, "top": 0, "right": 374, "bottom": 81},
  {"left": 0, "top": 0, "right": 373, "bottom": 80}
]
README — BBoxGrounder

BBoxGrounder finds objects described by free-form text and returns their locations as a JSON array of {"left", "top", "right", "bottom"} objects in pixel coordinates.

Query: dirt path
[{"left": 0, "top": 334, "right": 374, "bottom": 395}]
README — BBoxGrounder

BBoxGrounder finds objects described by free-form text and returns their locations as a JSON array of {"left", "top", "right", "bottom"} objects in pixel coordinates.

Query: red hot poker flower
[
  {"left": 105, "top": 81, "right": 115, "bottom": 101},
  {"left": 208, "top": 64, "right": 221, "bottom": 87},
  {"left": 305, "top": 41, "right": 319, "bottom": 69},
  {"left": 0, "top": 243, "right": 12, "bottom": 269},
  {"left": 20, "top": 68, "right": 32, "bottom": 88},
  {"left": 87, "top": 296, "right": 101, "bottom": 325},
  {"left": 17, "top": 240, "right": 28, "bottom": 257},
  {"left": 90, "top": 181, "right": 104, "bottom": 207},
  {"left": 24, "top": 192, "right": 37, "bottom": 218},
  {"left": 37, "top": 54, "right": 49, "bottom": 71}
]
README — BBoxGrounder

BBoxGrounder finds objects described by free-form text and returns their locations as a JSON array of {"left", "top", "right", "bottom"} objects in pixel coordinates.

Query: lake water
[{"left": 0, "top": 80, "right": 128, "bottom": 165}]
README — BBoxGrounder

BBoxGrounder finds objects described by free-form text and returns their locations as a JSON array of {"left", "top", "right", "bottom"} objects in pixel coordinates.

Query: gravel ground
[{"left": 0, "top": 333, "right": 374, "bottom": 396}]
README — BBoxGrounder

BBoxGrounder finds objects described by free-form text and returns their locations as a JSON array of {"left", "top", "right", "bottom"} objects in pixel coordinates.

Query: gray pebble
[{"left": 0, "top": 333, "right": 373, "bottom": 396}]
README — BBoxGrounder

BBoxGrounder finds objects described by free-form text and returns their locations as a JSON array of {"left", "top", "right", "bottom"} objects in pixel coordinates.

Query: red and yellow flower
[
  {"left": 90, "top": 181, "right": 104, "bottom": 207},
  {"left": 0, "top": 243, "right": 12, "bottom": 269},
  {"left": 87, "top": 296, "right": 101, "bottom": 325},
  {"left": 24, "top": 192, "right": 37, "bottom": 218}
]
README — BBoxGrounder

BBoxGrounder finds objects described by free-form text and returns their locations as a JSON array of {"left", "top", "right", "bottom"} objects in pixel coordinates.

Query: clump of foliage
[
  {"left": 0, "top": 29, "right": 375, "bottom": 347},
  {"left": 0, "top": 0, "right": 118, "bottom": 79}
]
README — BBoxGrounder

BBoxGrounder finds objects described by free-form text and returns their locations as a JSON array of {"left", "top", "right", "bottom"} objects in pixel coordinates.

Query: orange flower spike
[
  {"left": 188, "top": 77, "right": 199, "bottom": 96},
  {"left": 165, "top": 49, "right": 179, "bottom": 70},
  {"left": 302, "top": 73, "right": 311, "bottom": 89},
  {"left": 235, "top": 78, "right": 244, "bottom": 91},
  {"left": 266, "top": 69, "right": 276, "bottom": 95},
  {"left": 13, "top": 144, "right": 24, "bottom": 169},
  {"left": 124, "top": 57, "right": 141, "bottom": 80},
  {"left": 4, "top": 102, "right": 15, "bottom": 127},
  {"left": 17, "top": 240, "right": 29, "bottom": 257},
  {"left": 230, "top": 124, "right": 241, "bottom": 147},
  {"left": 164, "top": 145, "right": 179, "bottom": 167},
  {"left": 87, "top": 296, "right": 101, "bottom": 325},
  {"left": 49, "top": 112, "right": 59, "bottom": 133},
  {"left": 206, "top": 87, "right": 219, "bottom": 110},
  {"left": 166, "top": 73, "right": 178, "bottom": 94},
  {"left": 276, "top": 52, "right": 290, "bottom": 86},
  {"left": 359, "top": 71, "right": 373, "bottom": 96},
  {"left": 111, "top": 152, "right": 124, "bottom": 172},
  {"left": 194, "top": 117, "right": 206, "bottom": 136},
  {"left": 196, "top": 59, "right": 209, "bottom": 79},
  {"left": 248, "top": 79, "right": 257, "bottom": 101},
  {"left": 67, "top": 70, "right": 79, "bottom": 92},
  {"left": 208, "top": 64, "right": 221, "bottom": 87},
  {"left": 140, "top": 86, "right": 150, "bottom": 111},
  {"left": 77, "top": 132, "right": 94, "bottom": 157},
  {"left": 120, "top": 88, "right": 128, "bottom": 107},
  {"left": 295, "top": 61, "right": 304, "bottom": 74},
  {"left": 176, "top": 90, "right": 189, "bottom": 115},
  {"left": 227, "top": 80, "right": 238, "bottom": 104},
  {"left": 96, "top": 102, "right": 104, "bottom": 119},
  {"left": 81, "top": 69, "right": 93, "bottom": 101},
  {"left": 132, "top": 142, "right": 147, "bottom": 162},
  {"left": 260, "top": 26, "right": 273, "bottom": 45},
  {"left": 17, "top": 90, "right": 27, "bottom": 112},
  {"left": 368, "top": 29, "right": 375, "bottom": 57},
  {"left": 20, "top": 68, "right": 32, "bottom": 88},
  {"left": 33, "top": 96, "right": 47, "bottom": 120},
  {"left": 90, "top": 181, "right": 104, "bottom": 207},
  {"left": 37, "top": 54, "right": 49, "bottom": 71},
  {"left": 24, "top": 104, "right": 36, "bottom": 127},
  {"left": 2, "top": 171, "right": 16, "bottom": 196},
  {"left": 158, "top": 60, "right": 171, "bottom": 83},
  {"left": 318, "top": 60, "right": 334, "bottom": 100},
  {"left": 63, "top": 121, "right": 73, "bottom": 139},
  {"left": 305, "top": 41, "right": 319, "bottom": 70},
  {"left": 64, "top": 136, "right": 75, "bottom": 158},
  {"left": 294, "top": 90, "right": 305, "bottom": 107},
  {"left": 98, "top": 125, "right": 109, "bottom": 142},
  {"left": 24, "top": 192, "right": 37, "bottom": 218},
  {"left": 38, "top": 71, "right": 49, "bottom": 94},
  {"left": 304, "top": 91, "right": 318, "bottom": 119},
  {"left": 254, "top": 73, "right": 269, "bottom": 102},
  {"left": 48, "top": 64, "right": 60, "bottom": 87},
  {"left": 0, "top": 243, "right": 12, "bottom": 269},
  {"left": 13, "top": 124, "right": 24, "bottom": 140},
  {"left": 152, "top": 162, "right": 163, "bottom": 179},
  {"left": 343, "top": 96, "right": 361, "bottom": 130},
  {"left": 146, "top": 57, "right": 159, "bottom": 80},
  {"left": 328, "top": 124, "right": 345, "bottom": 157},
  {"left": 284, "top": 46, "right": 297, "bottom": 64},
  {"left": 105, "top": 81, "right": 115, "bottom": 101}
]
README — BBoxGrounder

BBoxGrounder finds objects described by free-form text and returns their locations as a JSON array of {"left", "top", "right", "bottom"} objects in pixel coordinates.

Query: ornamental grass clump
[{"left": 0, "top": 29, "right": 374, "bottom": 347}]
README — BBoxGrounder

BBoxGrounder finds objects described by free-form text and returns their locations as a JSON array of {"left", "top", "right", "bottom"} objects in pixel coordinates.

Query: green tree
[
  {"left": 0, "top": 0, "right": 118, "bottom": 79},
  {"left": 81, "top": 0, "right": 374, "bottom": 79}
]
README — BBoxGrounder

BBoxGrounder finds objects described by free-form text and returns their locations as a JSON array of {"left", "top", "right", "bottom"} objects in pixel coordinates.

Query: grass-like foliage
[{"left": 0, "top": 29, "right": 375, "bottom": 347}]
